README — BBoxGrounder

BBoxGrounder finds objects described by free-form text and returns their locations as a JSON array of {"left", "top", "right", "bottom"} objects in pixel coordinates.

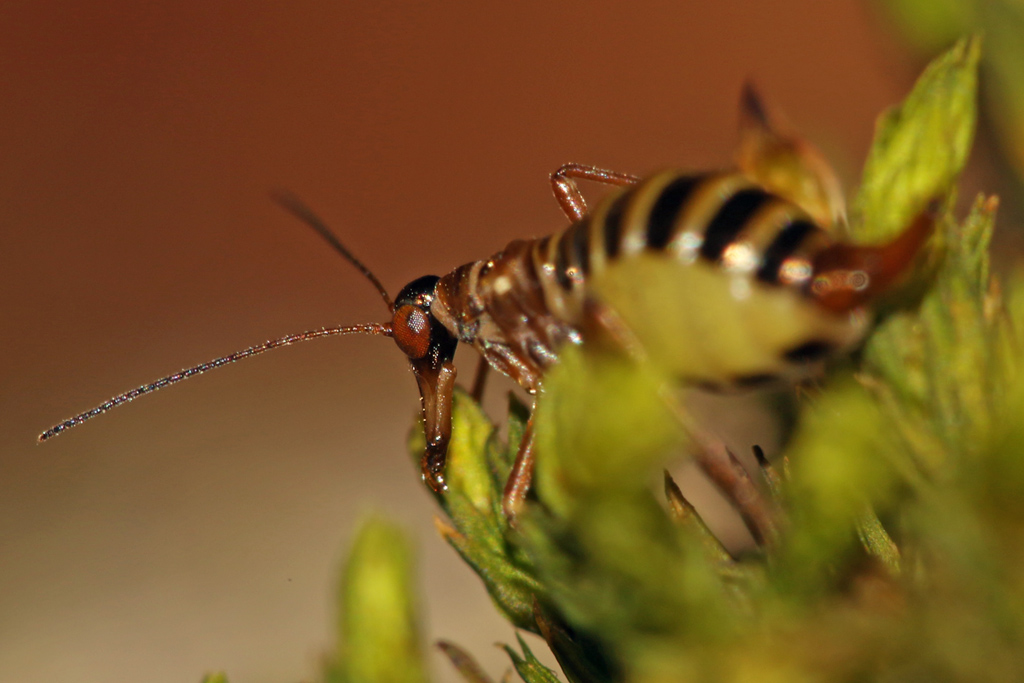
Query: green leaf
[
  {"left": 856, "top": 507, "right": 902, "bottom": 575},
  {"left": 446, "top": 390, "right": 501, "bottom": 513},
  {"left": 863, "top": 194, "right": 1002, "bottom": 476},
  {"left": 877, "top": 2, "right": 1024, "bottom": 183},
  {"left": 330, "top": 518, "right": 428, "bottom": 683},
  {"left": 775, "top": 379, "right": 906, "bottom": 593},
  {"left": 854, "top": 36, "right": 979, "bottom": 242},
  {"left": 435, "top": 513, "right": 544, "bottom": 631},
  {"left": 533, "top": 343, "right": 683, "bottom": 517},
  {"left": 502, "top": 634, "right": 562, "bottom": 683},
  {"left": 521, "top": 347, "right": 749, "bottom": 656}
]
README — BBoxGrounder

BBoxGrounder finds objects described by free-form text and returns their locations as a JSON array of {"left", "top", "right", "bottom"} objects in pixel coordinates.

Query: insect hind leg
[{"left": 550, "top": 163, "right": 640, "bottom": 222}]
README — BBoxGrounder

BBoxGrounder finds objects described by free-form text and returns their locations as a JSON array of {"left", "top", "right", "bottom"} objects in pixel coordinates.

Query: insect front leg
[
  {"left": 550, "top": 163, "right": 640, "bottom": 222},
  {"left": 469, "top": 343, "right": 545, "bottom": 521}
]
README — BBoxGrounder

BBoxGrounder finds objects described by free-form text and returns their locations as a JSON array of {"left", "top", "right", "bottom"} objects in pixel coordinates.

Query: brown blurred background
[{"left": 0, "top": 3, "right": 943, "bottom": 682}]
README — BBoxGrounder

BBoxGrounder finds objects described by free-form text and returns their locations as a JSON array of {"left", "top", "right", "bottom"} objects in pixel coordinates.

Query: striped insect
[{"left": 40, "top": 87, "right": 936, "bottom": 517}]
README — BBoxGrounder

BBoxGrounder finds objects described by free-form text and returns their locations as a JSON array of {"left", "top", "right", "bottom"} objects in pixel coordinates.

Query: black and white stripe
[{"left": 546, "top": 171, "right": 829, "bottom": 295}]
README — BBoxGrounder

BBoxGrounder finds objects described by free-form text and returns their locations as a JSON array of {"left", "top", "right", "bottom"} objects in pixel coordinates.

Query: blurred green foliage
[
  {"left": 875, "top": 0, "right": 1024, "bottom": 190},
  {"left": 328, "top": 517, "right": 429, "bottom": 683},
  {"left": 853, "top": 37, "right": 977, "bottom": 241}
]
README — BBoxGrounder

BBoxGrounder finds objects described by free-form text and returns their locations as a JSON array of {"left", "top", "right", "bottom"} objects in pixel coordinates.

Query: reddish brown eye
[{"left": 393, "top": 305, "right": 432, "bottom": 359}]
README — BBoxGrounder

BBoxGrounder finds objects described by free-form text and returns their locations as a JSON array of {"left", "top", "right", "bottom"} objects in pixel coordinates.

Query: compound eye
[{"left": 393, "top": 304, "right": 432, "bottom": 359}]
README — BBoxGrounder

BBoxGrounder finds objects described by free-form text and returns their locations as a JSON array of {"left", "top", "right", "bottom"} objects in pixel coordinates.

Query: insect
[{"left": 41, "top": 86, "right": 936, "bottom": 518}]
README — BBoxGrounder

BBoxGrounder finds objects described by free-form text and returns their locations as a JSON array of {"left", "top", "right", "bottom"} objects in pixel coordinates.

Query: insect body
[
  {"left": 41, "top": 88, "right": 936, "bottom": 518},
  {"left": 417, "top": 166, "right": 933, "bottom": 510},
  {"left": 435, "top": 170, "right": 882, "bottom": 390}
]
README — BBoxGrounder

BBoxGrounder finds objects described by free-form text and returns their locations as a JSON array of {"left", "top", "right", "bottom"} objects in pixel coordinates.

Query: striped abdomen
[
  {"left": 518, "top": 170, "right": 873, "bottom": 387},
  {"left": 529, "top": 171, "right": 834, "bottom": 323}
]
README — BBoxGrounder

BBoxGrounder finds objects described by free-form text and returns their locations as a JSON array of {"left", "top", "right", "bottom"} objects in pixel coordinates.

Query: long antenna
[
  {"left": 39, "top": 322, "right": 392, "bottom": 442},
  {"left": 271, "top": 190, "right": 395, "bottom": 313}
]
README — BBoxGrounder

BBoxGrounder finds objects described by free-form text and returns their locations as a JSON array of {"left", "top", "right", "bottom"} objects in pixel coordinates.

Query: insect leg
[
  {"left": 660, "top": 388, "right": 777, "bottom": 546},
  {"left": 469, "top": 355, "right": 490, "bottom": 403},
  {"left": 691, "top": 440, "right": 777, "bottom": 547},
  {"left": 501, "top": 410, "right": 535, "bottom": 521},
  {"left": 550, "top": 163, "right": 640, "bottom": 222},
  {"left": 579, "top": 296, "right": 646, "bottom": 361}
]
